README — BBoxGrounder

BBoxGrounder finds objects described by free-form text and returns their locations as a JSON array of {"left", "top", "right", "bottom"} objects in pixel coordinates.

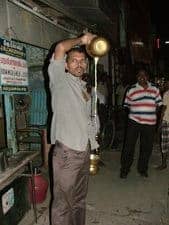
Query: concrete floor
[{"left": 19, "top": 142, "right": 169, "bottom": 225}]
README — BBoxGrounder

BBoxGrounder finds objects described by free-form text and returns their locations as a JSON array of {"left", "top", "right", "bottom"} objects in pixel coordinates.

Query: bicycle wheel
[{"left": 100, "top": 119, "right": 116, "bottom": 150}]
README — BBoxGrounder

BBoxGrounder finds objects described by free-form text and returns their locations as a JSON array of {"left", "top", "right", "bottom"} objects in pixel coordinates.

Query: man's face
[
  {"left": 65, "top": 51, "right": 88, "bottom": 77},
  {"left": 137, "top": 71, "right": 148, "bottom": 86}
]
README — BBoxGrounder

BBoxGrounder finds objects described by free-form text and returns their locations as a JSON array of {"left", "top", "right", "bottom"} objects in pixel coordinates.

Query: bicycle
[{"left": 98, "top": 104, "right": 116, "bottom": 150}]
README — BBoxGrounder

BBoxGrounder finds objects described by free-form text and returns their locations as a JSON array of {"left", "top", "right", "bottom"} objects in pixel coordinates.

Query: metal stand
[
  {"left": 21, "top": 161, "right": 37, "bottom": 223},
  {"left": 29, "top": 160, "right": 37, "bottom": 223}
]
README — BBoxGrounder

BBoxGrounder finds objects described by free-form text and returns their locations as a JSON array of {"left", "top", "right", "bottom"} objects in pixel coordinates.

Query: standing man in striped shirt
[{"left": 120, "top": 69, "right": 162, "bottom": 178}]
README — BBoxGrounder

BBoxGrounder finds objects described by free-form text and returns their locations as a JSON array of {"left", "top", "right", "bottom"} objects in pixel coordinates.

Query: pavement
[{"left": 19, "top": 141, "right": 169, "bottom": 225}]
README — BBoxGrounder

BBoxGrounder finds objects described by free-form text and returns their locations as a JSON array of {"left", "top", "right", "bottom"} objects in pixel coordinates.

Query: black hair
[
  {"left": 136, "top": 69, "right": 148, "bottom": 77},
  {"left": 66, "top": 46, "right": 88, "bottom": 62}
]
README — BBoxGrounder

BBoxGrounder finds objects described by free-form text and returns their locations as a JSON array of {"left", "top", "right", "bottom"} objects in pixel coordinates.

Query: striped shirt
[{"left": 124, "top": 82, "right": 162, "bottom": 125}]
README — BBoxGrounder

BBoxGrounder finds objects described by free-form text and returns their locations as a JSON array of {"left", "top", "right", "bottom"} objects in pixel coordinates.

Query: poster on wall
[{"left": 0, "top": 37, "right": 28, "bottom": 93}]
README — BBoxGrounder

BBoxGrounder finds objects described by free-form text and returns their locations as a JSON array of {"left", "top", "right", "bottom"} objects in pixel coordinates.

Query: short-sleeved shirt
[
  {"left": 124, "top": 82, "right": 162, "bottom": 125},
  {"left": 48, "top": 58, "right": 99, "bottom": 151},
  {"left": 163, "top": 90, "right": 169, "bottom": 122}
]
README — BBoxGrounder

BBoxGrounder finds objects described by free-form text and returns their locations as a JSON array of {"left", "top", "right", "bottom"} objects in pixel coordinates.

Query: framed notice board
[{"left": 0, "top": 37, "right": 28, "bottom": 94}]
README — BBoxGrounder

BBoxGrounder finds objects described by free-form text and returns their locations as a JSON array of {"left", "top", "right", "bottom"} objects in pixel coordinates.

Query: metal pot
[
  {"left": 89, "top": 153, "right": 100, "bottom": 175},
  {"left": 86, "top": 36, "right": 110, "bottom": 58}
]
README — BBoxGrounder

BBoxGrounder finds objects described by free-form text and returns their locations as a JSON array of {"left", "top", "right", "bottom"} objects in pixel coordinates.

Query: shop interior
[{"left": 0, "top": 39, "right": 50, "bottom": 225}]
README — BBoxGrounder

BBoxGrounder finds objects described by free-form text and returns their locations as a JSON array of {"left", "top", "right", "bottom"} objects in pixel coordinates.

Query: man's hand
[
  {"left": 80, "top": 32, "right": 97, "bottom": 45},
  {"left": 54, "top": 32, "right": 96, "bottom": 60}
]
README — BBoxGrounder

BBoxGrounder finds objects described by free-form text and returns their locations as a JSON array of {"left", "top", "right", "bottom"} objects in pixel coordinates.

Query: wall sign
[
  {"left": 0, "top": 38, "right": 28, "bottom": 93},
  {"left": 2, "top": 188, "right": 14, "bottom": 214}
]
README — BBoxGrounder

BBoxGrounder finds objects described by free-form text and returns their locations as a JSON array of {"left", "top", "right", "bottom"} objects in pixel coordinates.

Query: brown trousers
[{"left": 51, "top": 141, "right": 90, "bottom": 225}]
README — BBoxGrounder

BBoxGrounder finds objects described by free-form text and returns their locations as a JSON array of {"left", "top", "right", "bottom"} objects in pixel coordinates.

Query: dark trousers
[
  {"left": 51, "top": 141, "right": 90, "bottom": 225},
  {"left": 121, "top": 119, "right": 155, "bottom": 174}
]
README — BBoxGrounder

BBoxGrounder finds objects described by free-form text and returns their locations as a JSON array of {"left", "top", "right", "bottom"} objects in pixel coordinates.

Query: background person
[
  {"left": 156, "top": 80, "right": 169, "bottom": 170},
  {"left": 120, "top": 69, "right": 162, "bottom": 178}
]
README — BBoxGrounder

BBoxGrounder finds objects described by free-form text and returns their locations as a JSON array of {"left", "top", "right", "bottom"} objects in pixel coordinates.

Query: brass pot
[
  {"left": 86, "top": 36, "right": 110, "bottom": 58},
  {"left": 89, "top": 153, "right": 100, "bottom": 175},
  {"left": 89, "top": 164, "right": 98, "bottom": 175}
]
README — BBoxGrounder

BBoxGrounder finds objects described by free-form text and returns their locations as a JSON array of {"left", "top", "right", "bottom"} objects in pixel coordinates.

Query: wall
[
  {"left": 0, "top": 1, "right": 8, "bottom": 39},
  {"left": 0, "top": 0, "right": 76, "bottom": 49}
]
